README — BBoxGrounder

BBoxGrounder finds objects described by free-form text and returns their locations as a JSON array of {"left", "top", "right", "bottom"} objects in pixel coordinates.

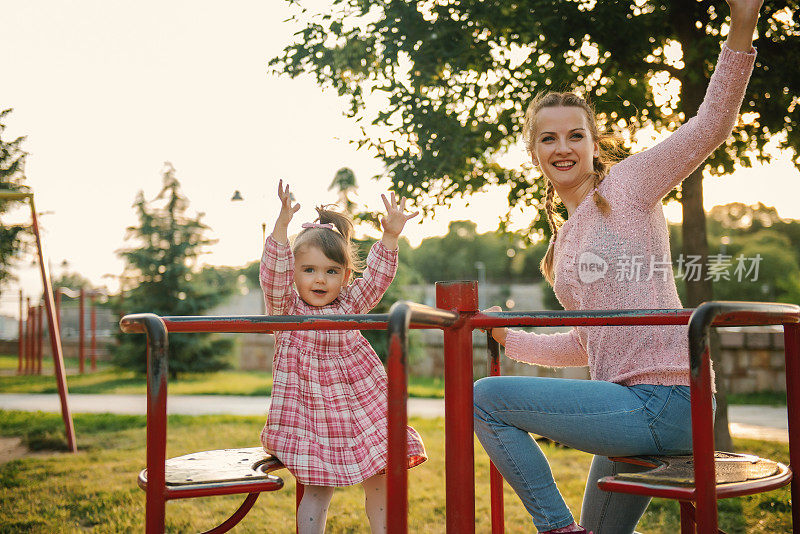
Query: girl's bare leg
[
  {"left": 297, "top": 485, "right": 335, "bottom": 534},
  {"left": 362, "top": 473, "right": 388, "bottom": 533}
]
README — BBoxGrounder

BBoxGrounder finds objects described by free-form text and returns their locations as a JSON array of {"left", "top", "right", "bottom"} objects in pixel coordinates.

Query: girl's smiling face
[
  {"left": 531, "top": 105, "right": 599, "bottom": 191},
  {"left": 293, "top": 244, "right": 350, "bottom": 307}
]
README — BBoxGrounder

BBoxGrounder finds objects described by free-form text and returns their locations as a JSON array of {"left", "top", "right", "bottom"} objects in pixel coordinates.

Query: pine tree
[
  {"left": 0, "top": 108, "right": 30, "bottom": 293},
  {"left": 114, "top": 163, "right": 233, "bottom": 377}
]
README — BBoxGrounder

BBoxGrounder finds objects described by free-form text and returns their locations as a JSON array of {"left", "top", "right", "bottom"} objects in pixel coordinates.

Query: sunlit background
[{"left": 2, "top": 0, "right": 798, "bottom": 317}]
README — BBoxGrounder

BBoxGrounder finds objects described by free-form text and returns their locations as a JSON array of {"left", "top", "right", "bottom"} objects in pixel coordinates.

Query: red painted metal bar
[
  {"left": 387, "top": 302, "right": 411, "bottom": 534},
  {"left": 679, "top": 501, "right": 695, "bottom": 534},
  {"left": 36, "top": 304, "right": 44, "bottom": 374},
  {"left": 686, "top": 301, "right": 800, "bottom": 533},
  {"left": 122, "top": 314, "right": 392, "bottom": 334},
  {"left": 122, "top": 314, "right": 168, "bottom": 533},
  {"left": 295, "top": 483, "right": 304, "bottom": 534},
  {"left": 486, "top": 334, "right": 504, "bottom": 534},
  {"left": 30, "top": 198, "right": 76, "bottom": 451},
  {"left": 90, "top": 294, "right": 97, "bottom": 372},
  {"left": 436, "top": 281, "right": 479, "bottom": 533},
  {"left": 385, "top": 301, "right": 460, "bottom": 534},
  {"left": 25, "top": 303, "right": 32, "bottom": 374},
  {"left": 202, "top": 492, "right": 261, "bottom": 534},
  {"left": 121, "top": 306, "right": 458, "bottom": 534},
  {"left": 79, "top": 288, "right": 86, "bottom": 374},
  {"left": 17, "top": 290, "right": 23, "bottom": 374},
  {"left": 785, "top": 322, "right": 800, "bottom": 530}
]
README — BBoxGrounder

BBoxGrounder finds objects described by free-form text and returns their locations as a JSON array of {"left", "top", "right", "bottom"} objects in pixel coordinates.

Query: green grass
[
  {"left": 726, "top": 390, "right": 787, "bottom": 406},
  {"left": 1, "top": 353, "right": 790, "bottom": 404},
  {"left": 0, "top": 411, "right": 791, "bottom": 533},
  {"left": 0, "top": 354, "right": 443, "bottom": 398}
]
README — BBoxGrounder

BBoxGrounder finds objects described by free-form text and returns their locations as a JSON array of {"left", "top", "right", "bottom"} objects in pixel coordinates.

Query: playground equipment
[
  {"left": 55, "top": 287, "right": 103, "bottom": 373},
  {"left": 17, "top": 287, "right": 104, "bottom": 376},
  {"left": 1, "top": 191, "right": 76, "bottom": 452},
  {"left": 121, "top": 281, "right": 799, "bottom": 533}
]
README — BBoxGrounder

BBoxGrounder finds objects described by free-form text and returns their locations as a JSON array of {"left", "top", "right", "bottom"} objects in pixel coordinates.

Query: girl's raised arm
[
  {"left": 261, "top": 180, "right": 300, "bottom": 315},
  {"left": 271, "top": 179, "right": 300, "bottom": 244},
  {"left": 380, "top": 192, "right": 419, "bottom": 250}
]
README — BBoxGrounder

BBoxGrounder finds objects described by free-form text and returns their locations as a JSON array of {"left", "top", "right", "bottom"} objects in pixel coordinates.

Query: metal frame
[
  {"left": 1, "top": 191, "right": 75, "bottom": 452},
  {"left": 121, "top": 280, "right": 799, "bottom": 533}
]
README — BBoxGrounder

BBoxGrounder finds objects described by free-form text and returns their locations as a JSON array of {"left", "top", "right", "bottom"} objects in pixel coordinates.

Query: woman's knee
[{"left": 473, "top": 376, "right": 501, "bottom": 412}]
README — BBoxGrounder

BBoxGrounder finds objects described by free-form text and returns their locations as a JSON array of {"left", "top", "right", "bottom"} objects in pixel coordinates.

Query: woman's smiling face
[{"left": 531, "top": 105, "right": 599, "bottom": 190}]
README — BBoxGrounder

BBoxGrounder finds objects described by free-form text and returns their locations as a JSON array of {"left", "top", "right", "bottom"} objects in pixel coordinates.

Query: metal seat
[
  {"left": 600, "top": 452, "right": 788, "bottom": 494},
  {"left": 598, "top": 453, "right": 791, "bottom": 533},
  {"left": 138, "top": 447, "right": 285, "bottom": 534}
]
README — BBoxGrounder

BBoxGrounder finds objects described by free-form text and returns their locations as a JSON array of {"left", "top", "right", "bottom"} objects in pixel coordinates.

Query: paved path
[{"left": 0, "top": 393, "right": 789, "bottom": 443}]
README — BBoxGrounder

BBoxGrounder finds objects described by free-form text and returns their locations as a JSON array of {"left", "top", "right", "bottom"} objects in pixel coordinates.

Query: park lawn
[
  {"left": 0, "top": 411, "right": 792, "bottom": 533},
  {"left": 0, "top": 355, "right": 446, "bottom": 398}
]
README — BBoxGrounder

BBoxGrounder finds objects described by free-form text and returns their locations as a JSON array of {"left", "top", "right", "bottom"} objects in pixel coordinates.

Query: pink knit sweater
[{"left": 505, "top": 45, "right": 756, "bottom": 387}]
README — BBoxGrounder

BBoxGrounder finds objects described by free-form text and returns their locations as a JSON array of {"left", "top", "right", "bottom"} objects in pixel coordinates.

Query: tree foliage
[
  {"left": 0, "top": 108, "right": 30, "bottom": 293},
  {"left": 114, "top": 163, "right": 235, "bottom": 377},
  {"left": 271, "top": 0, "right": 799, "bottom": 305},
  {"left": 670, "top": 202, "right": 800, "bottom": 304}
]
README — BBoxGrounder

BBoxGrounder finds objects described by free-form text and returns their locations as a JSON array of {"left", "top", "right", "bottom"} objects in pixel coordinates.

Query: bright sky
[{"left": 2, "top": 0, "right": 799, "bottom": 318}]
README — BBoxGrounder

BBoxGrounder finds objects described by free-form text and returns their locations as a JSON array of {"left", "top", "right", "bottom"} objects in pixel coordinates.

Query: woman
[{"left": 473, "top": 1, "right": 762, "bottom": 532}]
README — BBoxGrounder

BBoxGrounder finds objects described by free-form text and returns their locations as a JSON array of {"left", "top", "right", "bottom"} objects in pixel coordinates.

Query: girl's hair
[
  {"left": 522, "top": 91, "right": 622, "bottom": 284},
  {"left": 292, "top": 206, "right": 364, "bottom": 278}
]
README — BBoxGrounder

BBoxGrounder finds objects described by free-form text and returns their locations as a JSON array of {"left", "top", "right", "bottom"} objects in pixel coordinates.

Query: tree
[
  {"left": 271, "top": 0, "right": 798, "bottom": 304},
  {"left": 0, "top": 108, "right": 30, "bottom": 293},
  {"left": 410, "top": 220, "right": 517, "bottom": 283},
  {"left": 329, "top": 166, "right": 359, "bottom": 214},
  {"left": 272, "top": 0, "right": 799, "bottom": 449},
  {"left": 114, "top": 163, "right": 234, "bottom": 377}
]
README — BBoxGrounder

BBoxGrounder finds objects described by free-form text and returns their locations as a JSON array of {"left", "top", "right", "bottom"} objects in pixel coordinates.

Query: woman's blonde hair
[
  {"left": 522, "top": 91, "right": 622, "bottom": 284},
  {"left": 293, "top": 206, "right": 364, "bottom": 279}
]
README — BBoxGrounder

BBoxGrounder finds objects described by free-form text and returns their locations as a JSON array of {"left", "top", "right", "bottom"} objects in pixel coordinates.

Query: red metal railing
[
  {"left": 120, "top": 308, "right": 457, "bottom": 533},
  {"left": 392, "top": 283, "right": 798, "bottom": 534},
  {"left": 121, "top": 280, "right": 800, "bottom": 533}
]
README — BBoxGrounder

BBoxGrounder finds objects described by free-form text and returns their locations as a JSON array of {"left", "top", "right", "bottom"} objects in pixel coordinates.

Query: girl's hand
[
  {"left": 481, "top": 306, "right": 508, "bottom": 346},
  {"left": 272, "top": 179, "right": 300, "bottom": 243},
  {"left": 380, "top": 192, "right": 419, "bottom": 249}
]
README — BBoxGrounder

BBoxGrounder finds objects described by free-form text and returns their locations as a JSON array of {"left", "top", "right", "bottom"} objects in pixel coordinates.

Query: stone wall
[{"left": 717, "top": 327, "right": 787, "bottom": 394}]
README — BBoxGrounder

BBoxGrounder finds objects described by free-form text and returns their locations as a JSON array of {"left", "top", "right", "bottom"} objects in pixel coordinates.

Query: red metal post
[
  {"left": 387, "top": 304, "right": 410, "bottom": 534},
  {"left": 25, "top": 302, "right": 33, "bottom": 374},
  {"left": 295, "top": 483, "right": 304, "bottom": 534},
  {"left": 79, "top": 288, "right": 86, "bottom": 374},
  {"left": 30, "top": 199, "right": 77, "bottom": 451},
  {"left": 784, "top": 322, "right": 800, "bottom": 530},
  {"left": 90, "top": 294, "right": 97, "bottom": 371},
  {"left": 436, "top": 281, "right": 478, "bottom": 534},
  {"left": 36, "top": 303, "right": 44, "bottom": 374},
  {"left": 679, "top": 501, "right": 695, "bottom": 534},
  {"left": 17, "top": 290, "right": 24, "bottom": 374},
  {"left": 487, "top": 335, "right": 505, "bottom": 534},
  {"left": 690, "top": 344, "right": 717, "bottom": 532}
]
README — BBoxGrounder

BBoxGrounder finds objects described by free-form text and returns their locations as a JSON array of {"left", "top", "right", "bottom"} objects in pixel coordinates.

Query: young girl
[
  {"left": 260, "top": 180, "right": 426, "bottom": 533},
  {"left": 473, "top": 1, "right": 762, "bottom": 533}
]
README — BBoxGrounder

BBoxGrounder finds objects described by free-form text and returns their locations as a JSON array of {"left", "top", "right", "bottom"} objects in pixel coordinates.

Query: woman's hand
[
  {"left": 272, "top": 179, "right": 300, "bottom": 244},
  {"left": 481, "top": 306, "right": 508, "bottom": 346},
  {"left": 725, "top": 0, "right": 763, "bottom": 52},
  {"left": 380, "top": 192, "right": 419, "bottom": 250}
]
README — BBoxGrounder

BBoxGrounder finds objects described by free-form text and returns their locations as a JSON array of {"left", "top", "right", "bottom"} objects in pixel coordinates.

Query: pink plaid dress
[{"left": 259, "top": 236, "right": 427, "bottom": 486}]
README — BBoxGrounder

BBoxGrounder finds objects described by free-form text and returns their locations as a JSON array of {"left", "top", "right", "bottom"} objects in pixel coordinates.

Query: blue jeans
[{"left": 474, "top": 376, "right": 710, "bottom": 533}]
